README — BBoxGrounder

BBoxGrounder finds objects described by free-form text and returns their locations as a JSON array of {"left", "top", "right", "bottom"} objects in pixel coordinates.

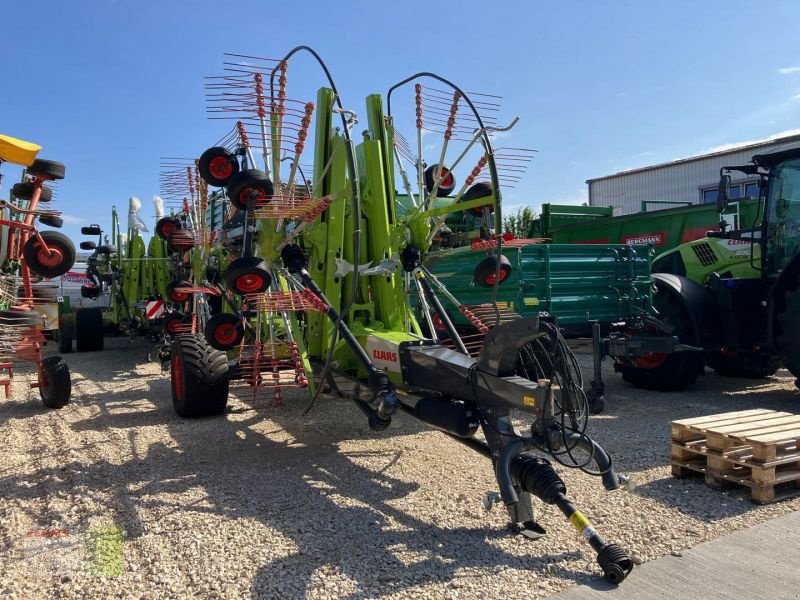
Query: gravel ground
[{"left": 1, "top": 337, "right": 799, "bottom": 599}]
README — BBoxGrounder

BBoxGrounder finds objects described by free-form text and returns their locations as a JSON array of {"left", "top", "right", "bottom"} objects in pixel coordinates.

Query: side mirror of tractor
[
  {"left": 716, "top": 174, "right": 731, "bottom": 214},
  {"left": 80, "top": 241, "right": 97, "bottom": 251},
  {"left": 81, "top": 225, "right": 102, "bottom": 236}
]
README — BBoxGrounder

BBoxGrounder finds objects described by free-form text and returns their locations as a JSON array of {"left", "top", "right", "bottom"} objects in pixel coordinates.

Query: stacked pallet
[{"left": 671, "top": 409, "right": 800, "bottom": 504}]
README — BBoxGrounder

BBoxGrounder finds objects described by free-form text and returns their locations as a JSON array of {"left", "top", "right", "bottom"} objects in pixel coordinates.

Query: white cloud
[
  {"left": 792, "top": 93, "right": 800, "bottom": 101},
  {"left": 697, "top": 128, "right": 800, "bottom": 156},
  {"left": 60, "top": 214, "right": 89, "bottom": 225},
  {"left": 779, "top": 66, "right": 800, "bottom": 75}
]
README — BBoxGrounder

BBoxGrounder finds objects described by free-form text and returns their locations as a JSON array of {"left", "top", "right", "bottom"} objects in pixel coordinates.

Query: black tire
[
  {"left": 171, "top": 334, "right": 229, "bottom": 418},
  {"left": 11, "top": 182, "right": 53, "bottom": 202},
  {"left": 167, "top": 280, "right": 192, "bottom": 303},
  {"left": 168, "top": 230, "right": 195, "bottom": 252},
  {"left": 39, "top": 356, "right": 71, "bottom": 408},
  {"left": 162, "top": 312, "right": 187, "bottom": 335},
  {"left": 617, "top": 283, "right": 705, "bottom": 391},
  {"left": 462, "top": 182, "right": 494, "bottom": 216},
  {"left": 199, "top": 147, "right": 240, "bottom": 187},
  {"left": 27, "top": 158, "right": 66, "bottom": 180},
  {"left": 424, "top": 164, "right": 456, "bottom": 197},
  {"left": 58, "top": 326, "right": 73, "bottom": 353},
  {"left": 776, "top": 275, "right": 800, "bottom": 388},
  {"left": 223, "top": 256, "right": 271, "bottom": 295},
  {"left": 705, "top": 351, "right": 780, "bottom": 379},
  {"left": 75, "top": 307, "right": 104, "bottom": 351},
  {"left": 204, "top": 313, "right": 245, "bottom": 351},
  {"left": 22, "top": 231, "right": 76, "bottom": 278},
  {"left": 81, "top": 225, "right": 102, "bottom": 236},
  {"left": 226, "top": 169, "right": 273, "bottom": 210},
  {"left": 81, "top": 284, "right": 101, "bottom": 299},
  {"left": 155, "top": 217, "right": 181, "bottom": 240},
  {"left": 39, "top": 214, "right": 63, "bottom": 228},
  {"left": 473, "top": 255, "right": 512, "bottom": 288}
]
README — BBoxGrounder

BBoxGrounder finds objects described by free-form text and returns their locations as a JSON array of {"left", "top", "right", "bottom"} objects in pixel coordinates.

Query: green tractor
[{"left": 645, "top": 147, "right": 800, "bottom": 385}]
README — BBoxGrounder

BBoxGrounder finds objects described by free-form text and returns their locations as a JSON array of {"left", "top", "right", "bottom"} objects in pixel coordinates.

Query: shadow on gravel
[{"left": 0, "top": 338, "right": 602, "bottom": 598}]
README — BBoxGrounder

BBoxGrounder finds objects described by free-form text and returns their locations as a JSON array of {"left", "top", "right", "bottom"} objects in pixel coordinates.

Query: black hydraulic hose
[
  {"left": 562, "top": 431, "right": 619, "bottom": 489},
  {"left": 386, "top": 72, "right": 503, "bottom": 326}
]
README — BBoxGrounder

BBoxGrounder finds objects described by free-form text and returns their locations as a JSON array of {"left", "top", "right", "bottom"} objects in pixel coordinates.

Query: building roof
[{"left": 586, "top": 131, "right": 800, "bottom": 184}]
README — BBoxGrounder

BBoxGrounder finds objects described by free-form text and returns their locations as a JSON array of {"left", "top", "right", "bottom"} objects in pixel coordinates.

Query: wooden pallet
[{"left": 671, "top": 409, "right": 800, "bottom": 504}]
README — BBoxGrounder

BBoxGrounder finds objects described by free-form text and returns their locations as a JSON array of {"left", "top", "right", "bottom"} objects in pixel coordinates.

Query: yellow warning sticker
[
  {"left": 569, "top": 511, "right": 591, "bottom": 532},
  {"left": 523, "top": 396, "right": 536, "bottom": 407},
  {"left": 523, "top": 297, "right": 540, "bottom": 306}
]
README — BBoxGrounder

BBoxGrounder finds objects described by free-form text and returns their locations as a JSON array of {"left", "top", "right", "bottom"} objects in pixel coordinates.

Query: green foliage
[{"left": 503, "top": 206, "right": 536, "bottom": 237}]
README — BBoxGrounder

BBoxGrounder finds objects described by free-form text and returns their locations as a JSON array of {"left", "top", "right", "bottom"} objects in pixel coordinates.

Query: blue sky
[{"left": 3, "top": 0, "right": 800, "bottom": 242}]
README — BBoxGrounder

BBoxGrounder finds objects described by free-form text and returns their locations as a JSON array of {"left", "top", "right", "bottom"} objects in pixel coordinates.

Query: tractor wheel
[
  {"left": 705, "top": 350, "right": 780, "bottom": 379},
  {"left": 473, "top": 255, "right": 512, "bottom": 288},
  {"left": 170, "top": 334, "right": 229, "bottom": 418},
  {"left": 75, "top": 307, "right": 104, "bottom": 351},
  {"left": 204, "top": 313, "right": 244, "bottom": 351},
  {"left": 462, "top": 182, "right": 494, "bottom": 216},
  {"left": 58, "top": 325, "right": 73, "bottom": 353},
  {"left": 226, "top": 169, "right": 274, "bottom": 211},
  {"left": 155, "top": 217, "right": 181, "bottom": 240},
  {"left": 617, "top": 282, "right": 705, "bottom": 391},
  {"left": 39, "top": 356, "right": 71, "bottom": 409},
  {"left": 199, "top": 146, "right": 240, "bottom": 187},
  {"left": 167, "top": 280, "right": 192, "bottom": 303},
  {"left": 22, "top": 231, "right": 76, "bottom": 278},
  {"left": 223, "top": 257, "right": 271, "bottom": 295},
  {"left": 27, "top": 159, "right": 66, "bottom": 180},
  {"left": 11, "top": 182, "right": 53, "bottom": 202},
  {"left": 424, "top": 164, "right": 456, "bottom": 197},
  {"left": 776, "top": 275, "right": 800, "bottom": 388}
]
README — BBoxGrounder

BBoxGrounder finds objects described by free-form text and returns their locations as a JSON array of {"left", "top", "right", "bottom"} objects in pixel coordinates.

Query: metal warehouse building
[{"left": 587, "top": 132, "right": 800, "bottom": 215}]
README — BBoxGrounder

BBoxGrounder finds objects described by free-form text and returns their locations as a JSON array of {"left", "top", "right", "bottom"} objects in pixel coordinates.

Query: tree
[{"left": 503, "top": 206, "right": 536, "bottom": 237}]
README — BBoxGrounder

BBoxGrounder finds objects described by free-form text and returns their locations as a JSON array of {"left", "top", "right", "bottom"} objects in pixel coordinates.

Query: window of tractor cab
[{"left": 651, "top": 250, "right": 686, "bottom": 277}]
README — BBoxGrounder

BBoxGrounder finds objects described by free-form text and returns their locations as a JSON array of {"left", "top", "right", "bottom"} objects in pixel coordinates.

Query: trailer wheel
[
  {"left": 27, "top": 159, "right": 66, "bottom": 180},
  {"left": 39, "top": 356, "right": 71, "bottom": 409},
  {"left": 776, "top": 275, "right": 800, "bottom": 388},
  {"left": 75, "top": 307, "right": 104, "bottom": 351},
  {"left": 39, "top": 214, "right": 63, "bottom": 228},
  {"left": 617, "top": 283, "right": 704, "bottom": 391},
  {"left": 167, "top": 280, "right": 192, "bottom": 303},
  {"left": 168, "top": 230, "right": 195, "bottom": 251},
  {"left": 171, "top": 334, "right": 229, "bottom": 418},
  {"left": 226, "top": 169, "right": 273, "bottom": 210},
  {"left": 424, "top": 164, "right": 456, "bottom": 197},
  {"left": 473, "top": 255, "right": 512, "bottom": 288},
  {"left": 155, "top": 217, "right": 181, "bottom": 240},
  {"left": 223, "top": 257, "right": 271, "bottom": 295},
  {"left": 199, "top": 147, "right": 240, "bottom": 187},
  {"left": 204, "top": 313, "right": 244, "bottom": 351},
  {"left": 22, "top": 231, "right": 76, "bottom": 278},
  {"left": 11, "top": 182, "right": 53, "bottom": 202}
]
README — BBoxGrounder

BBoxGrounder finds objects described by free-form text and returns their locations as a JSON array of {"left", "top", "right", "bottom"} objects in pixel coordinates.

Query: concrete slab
[{"left": 554, "top": 510, "right": 800, "bottom": 600}]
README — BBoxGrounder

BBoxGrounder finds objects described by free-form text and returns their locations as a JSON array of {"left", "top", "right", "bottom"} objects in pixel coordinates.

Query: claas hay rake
[{"left": 169, "top": 48, "right": 634, "bottom": 583}]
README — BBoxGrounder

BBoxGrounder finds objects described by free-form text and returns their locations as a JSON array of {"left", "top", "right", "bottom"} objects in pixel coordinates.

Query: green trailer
[
  {"left": 424, "top": 241, "right": 653, "bottom": 336},
  {"left": 529, "top": 199, "right": 762, "bottom": 253}
]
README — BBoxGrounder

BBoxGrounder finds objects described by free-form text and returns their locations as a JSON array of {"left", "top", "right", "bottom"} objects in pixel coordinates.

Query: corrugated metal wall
[{"left": 588, "top": 139, "right": 800, "bottom": 215}]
